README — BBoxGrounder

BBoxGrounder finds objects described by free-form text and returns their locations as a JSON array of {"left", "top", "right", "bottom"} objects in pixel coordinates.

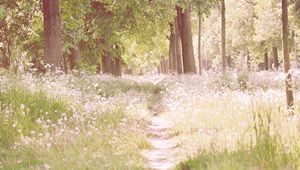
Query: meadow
[{"left": 0, "top": 69, "right": 299, "bottom": 169}]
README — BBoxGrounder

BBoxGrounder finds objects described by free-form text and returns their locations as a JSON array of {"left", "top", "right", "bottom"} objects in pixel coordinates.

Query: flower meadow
[{"left": 0, "top": 70, "right": 300, "bottom": 169}]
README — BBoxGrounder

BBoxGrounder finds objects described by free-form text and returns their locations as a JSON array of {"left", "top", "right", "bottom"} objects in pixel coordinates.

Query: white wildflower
[
  {"left": 44, "top": 163, "right": 51, "bottom": 170},
  {"left": 20, "top": 104, "right": 25, "bottom": 110}
]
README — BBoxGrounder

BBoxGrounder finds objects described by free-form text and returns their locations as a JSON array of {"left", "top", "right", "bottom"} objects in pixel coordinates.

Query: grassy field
[
  {"left": 0, "top": 73, "right": 161, "bottom": 169},
  {"left": 162, "top": 71, "right": 300, "bottom": 169},
  {"left": 1, "top": 70, "right": 300, "bottom": 169}
]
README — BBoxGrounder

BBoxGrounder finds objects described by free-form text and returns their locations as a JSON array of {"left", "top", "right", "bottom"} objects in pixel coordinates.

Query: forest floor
[{"left": 1, "top": 70, "right": 300, "bottom": 169}]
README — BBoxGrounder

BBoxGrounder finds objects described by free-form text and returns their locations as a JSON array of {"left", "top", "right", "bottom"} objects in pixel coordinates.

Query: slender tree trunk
[
  {"left": 282, "top": 0, "right": 294, "bottom": 111},
  {"left": 69, "top": 46, "right": 81, "bottom": 70},
  {"left": 111, "top": 58, "right": 117, "bottom": 75},
  {"left": 160, "top": 60, "right": 164, "bottom": 74},
  {"left": 168, "top": 33, "right": 172, "bottom": 73},
  {"left": 264, "top": 50, "right": 269, "bottom": 70},
  {"left": 115, "top": 57, "right": 122, "bottom": 77},
  {"left": 177, "top": 2, "right": 196, "bottom": 73},
  {"left": 96, "top": 63, "right": 101, "bottom": 74},
  {"left": 272, "top": 47, "right": 279, "bottom": 70},
  {"left": 175, "top": 15, "right": 183, "bottom": 74},
  {"left": 167, "top": 28, "right": 177, "bottom": 74},
  {"left": 198, "top": 14, "right": 202, "bottom": 75},
  {"left": 162, "top": 59, "right": 166, "bottom": 74},
  {"left": 43, "top": 0, "right": 65, "bottom": 72},
  {"left": 157, "top": 66, "right": 161, "bottom": 74},
  {"left": 293, "top": 31, "right": 299, "bottom": 68},
  {"left": 269, "top": 55, "right": 274, "bottom": 69},
  {"left": 165, "top": 58, "right": 169, "bottom": 73},
  {"left": 102, "top": 51, "right": 111, "bottom": 74},
  {"left": 171, "top": 23, "right": 177, "bottom": 74},
  {"left": 221, "top": 0, "right": 227, "bottom": 73},
  {"left": 227, "top": 55, "right": 231, "bottom": 68}
]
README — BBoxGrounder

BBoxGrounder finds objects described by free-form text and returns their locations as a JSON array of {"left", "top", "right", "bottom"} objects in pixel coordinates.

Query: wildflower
[
  {"left": 20, "top": 104, "right": 25, "bottom": 110},
  {"left": 46, "top": 143, "right": 52, "bottom": 149},
  {"left": 44, "top": 163, "right": 51, "bottom": 170},
  {"left": 93, "top": 83, "right": 99, "bottom": 88}
]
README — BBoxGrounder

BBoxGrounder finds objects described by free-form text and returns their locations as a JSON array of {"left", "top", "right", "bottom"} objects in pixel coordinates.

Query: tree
[
  {"left": 102, "top": 51, "right": 111, "bottom": 74},
  {"left": 272, "top": 46, "right": 279, "bottom": 69},
  {"left": 198, "top": 15, "right": 202, "bottom": 75},
  {"left": 221, "top": 0, "right": 227, "bottom": 72},
  {"left": 177, "top": 1, "right": 196, "bottom": 74},
  {"left": 175, "top": 16, "right": 183, "bottom": 74},
  {"left": 69, "top": 45, "right": 81, "bottom": 70},
  {"left": 43, "top": 0, "right": 65, "bottom": 72},
  {"left": 297, "top": 0, "right": 300, "bottom": 16},
  {"left": 191, "top": 0, "right": 218, "bottom": 72},
  {"left": 264, "top": 50, "right": 269, "bottom": 70},
  {"left": 115, "top": 56, "right": 122, "bottom": 77},
  {"left": 281, "top": 0, "right": 294, "bottom": 111}
]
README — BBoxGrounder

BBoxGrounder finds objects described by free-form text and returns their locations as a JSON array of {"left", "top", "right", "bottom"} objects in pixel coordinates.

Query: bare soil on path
[{"left": 143, "top": 93, "right": 184, "bottom": 170}]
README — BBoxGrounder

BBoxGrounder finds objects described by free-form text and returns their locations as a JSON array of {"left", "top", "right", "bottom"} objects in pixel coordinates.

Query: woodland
[{"left": 1, "top": 0, "right": 300, "bottom": 169}]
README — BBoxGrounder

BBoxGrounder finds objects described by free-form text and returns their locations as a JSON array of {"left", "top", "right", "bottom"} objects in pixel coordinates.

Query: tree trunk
[
  {"left": 227, "top": 55, "right": 232, "bottom": 68},
  {"left": 198, "top": 15, "right": 202, "bottom": 75},
  {"left": 43, "top": 0, "right": 65, "bottom": 72},
  {"left": 168, "top": 31, "right": 173, "bottom": 73},
  {"left": 102, "top": 51, "right": 111, "bottom": 74},
  {"left": 293, "top": 31, "right": 299, "bottom": 68},
  {"left": 111, "top": 58, "right": 117, "bottom": 75},
  {"left": 264, "top": 50, "right": 269, "bottom": 70},
  {"left": 115, "top": 57, "right": 122, "bottom": 77},
  {"left": 281, "top": 0, "right": 294, "bottom": 111},
  {"left": 175, "top": 15, "right": 183, "bottom": 74},
  {"left": 171, "top": 22, "right": 177, "bottom": 74},
  {"left": 272, "top": 47, "right": 279, "bottom": 70},
  {"left": 157, "top": 66, "right": 161, "bottom": 74},
  {"left": 69, "top": 46, "right": 81, "bottom": 70},
  {"left": 221, "top": 0, "right": 227, "bottom": 73},
  {"left": 177, "top": 2, "right": 196, "bottom": 74},
  {"left": 96, "top": 63, "right": 101, "bottom": 74},
  {"left": 165, "top": 58, "right": 169, "bottom": 73},
  {"left": 160, "top": 60, "right": 164, "bottom": 74},
  {"left": 0, "top": 41, "right": 11, "bottom": 69},
  {"left": 296, "top": 0, "right": 300, "bottom": 16},
  {"left": 162, "top": 59, "right": 165, "bottom": 74}
]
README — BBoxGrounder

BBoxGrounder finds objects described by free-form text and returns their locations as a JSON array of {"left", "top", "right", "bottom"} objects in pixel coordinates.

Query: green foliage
[{"left": 191, "top": 0, "right": 219, "bottom": 17}]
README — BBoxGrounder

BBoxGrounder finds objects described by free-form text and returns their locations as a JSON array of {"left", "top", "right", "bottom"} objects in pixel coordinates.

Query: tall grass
[
  {"left": 177, "top": 106, "right": 299, "bottom": 170},
  {"left": 0, "top": 77, "right": 157, "bottom": 169},
  {"left": 0, "top": 86, "right": 71, "bottom": 147}
]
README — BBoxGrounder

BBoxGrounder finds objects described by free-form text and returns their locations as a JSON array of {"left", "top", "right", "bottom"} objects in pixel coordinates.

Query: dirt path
[{"left": 143, "top": 93, "right": 183, "bottom": 170}]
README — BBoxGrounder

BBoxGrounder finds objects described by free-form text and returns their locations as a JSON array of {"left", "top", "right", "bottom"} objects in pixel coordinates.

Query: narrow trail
[{"left": 143, "top": 93, "right": 183, "bottom": 170}]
